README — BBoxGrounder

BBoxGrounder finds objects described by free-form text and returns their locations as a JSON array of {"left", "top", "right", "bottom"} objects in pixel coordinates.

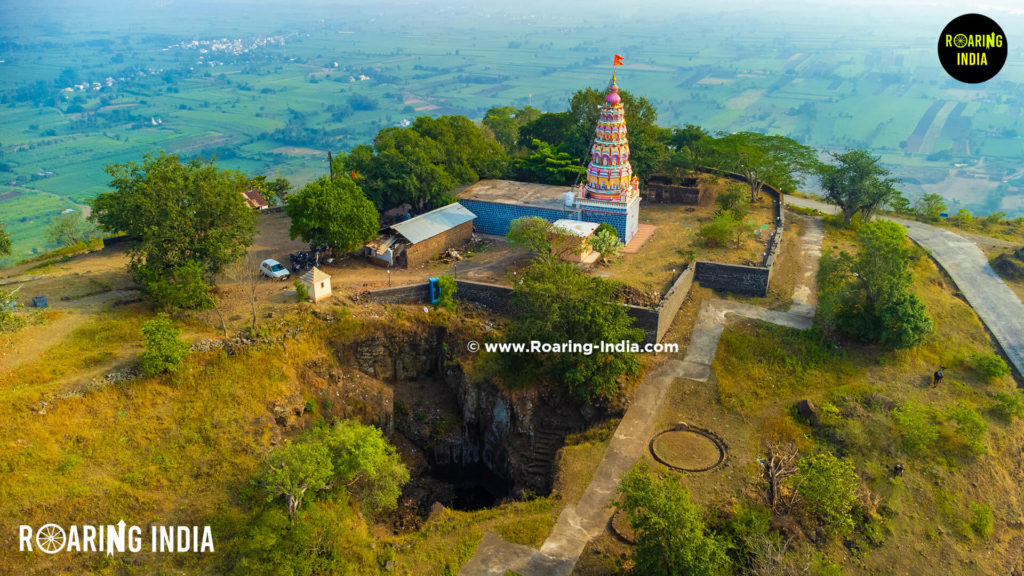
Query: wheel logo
[
  {"left": 953, "top": 33, "right": 968, "bottom": 48},
  {"left": 35, "top": 524, "right": 66, "bottom": 554}
]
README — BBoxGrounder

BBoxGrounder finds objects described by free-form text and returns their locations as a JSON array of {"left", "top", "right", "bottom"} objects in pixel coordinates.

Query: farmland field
[{"left": 2, "top": 0, "right": 1024, "bottom": 264}]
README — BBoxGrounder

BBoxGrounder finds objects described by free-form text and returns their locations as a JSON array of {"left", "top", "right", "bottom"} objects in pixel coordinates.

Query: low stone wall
[
  {"left": 361, "top": 276, "right": 694, "bottom": 344},
  {"left": 656, "top": 266, "right": 695, "bottom": 340},
  {"left": 694, "top": 261, "right": 770, "bottom": 297},
  {"left": 644, "top": 182, "right": 702, "bottom": 205},
  {"left": 362, "top": 282, "right": 430, "bottom": 305}
]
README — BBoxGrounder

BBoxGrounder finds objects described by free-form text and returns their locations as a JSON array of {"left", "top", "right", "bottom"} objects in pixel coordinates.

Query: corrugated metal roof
[
  {"left": 391, "top": 202, "right": 476, "bottom": 245},
  {"left": 552, "top": 219, "right": 599, "bottom": 237}
]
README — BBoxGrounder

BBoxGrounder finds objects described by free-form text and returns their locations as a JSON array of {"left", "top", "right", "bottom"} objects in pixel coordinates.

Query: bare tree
[
  {"left": 210, "top": 251, "right": 262, "bottom": 338},
  {"left": 239, "top": 251, "right": 261, "bottom": 335},
  {"left": 759, "top": 442, "right": 800, "bottom": 513},
  {"left": 745, "top": 534, "right": 804, "bottom": 576}
]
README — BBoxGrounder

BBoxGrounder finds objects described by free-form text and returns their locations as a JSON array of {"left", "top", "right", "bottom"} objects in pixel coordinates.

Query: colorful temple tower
[{"left": 574, "top": 75, "right": 641, "bottom": 244}]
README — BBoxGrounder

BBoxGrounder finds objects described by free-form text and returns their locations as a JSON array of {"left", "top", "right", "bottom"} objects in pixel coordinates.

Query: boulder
[{"left": 796, "top": 399, "right": 820, "bottom": 427}]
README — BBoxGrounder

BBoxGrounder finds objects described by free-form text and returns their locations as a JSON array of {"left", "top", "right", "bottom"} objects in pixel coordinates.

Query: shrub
[
  {"left": 970, "top": 353, "right": 1010, "bottom": 383},
  {"left": 589, "top": 228, "right": 623, "bottom": 263},
  {"left": 616, "top": 464, "right": 731, "bottom": 576},
  {"left": 992, "top": 391, "right": 1024, "bottom": 421},
  {"left": 794, "top": 451, "right": 859, "bottom": 536},
  {"left": 139, "top": 314, "right": 190, "bottom": 377},
  {"left": 970, "top": 503, "right": 994, "bottom": 539},
  {"left": 891, "top": 401, "right": 939, "bottom": 456},
  {"left": 435, "top": 275, "right": 457, "bottom": 312},
  {"left": 294, "top": 279, "right": 309, "bottom": 302},
  {"left": 698, "top": 211, "right": 737, "bottom": 247},
  {"left": 947, "top": 404, "right": 988, "bottom": 455}
]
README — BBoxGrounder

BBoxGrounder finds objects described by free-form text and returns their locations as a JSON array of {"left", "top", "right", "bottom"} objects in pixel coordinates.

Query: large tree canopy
[
  {"left": 561, "top": 86, "right": 667, "bottom": 184},
  {"left": 711, "top": 132, "right": 816, "bottom": 201},
  {"left": 285, "top": 175, "right": 379, "bottom": 252},
  {"left": 616, "top": 464, "right": 731, "bottom": 576},
  {"left": 482, "top": 105, "right": 541, "bottom": 152},
  {"left": 817, "top": 220, "right": 933, "bottom": 348},
  {"left": 90, "top": 152, "right": 256, "bottom": 309},
  {"left": 818, "top": 149, "right": 900, "bottom": 224},
  {"left": 504, "top": 257, "right": 643, "bottom": 402},
  {"left": 344, "top": 115, "right": 506, "bottom": 211}
]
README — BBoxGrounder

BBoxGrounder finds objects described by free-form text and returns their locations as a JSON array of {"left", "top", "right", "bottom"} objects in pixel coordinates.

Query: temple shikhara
[
  {"left": 458, "top": 75, "right": 642, "bottom": 245},
  {"left": 573, "top": 74, "right": 641, "bottom": 242}
]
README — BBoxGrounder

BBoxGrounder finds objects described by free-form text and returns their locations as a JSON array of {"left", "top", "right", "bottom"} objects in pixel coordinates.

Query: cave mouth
[{"left": 427, "top": 461, "right": 512, "bottom": 511}]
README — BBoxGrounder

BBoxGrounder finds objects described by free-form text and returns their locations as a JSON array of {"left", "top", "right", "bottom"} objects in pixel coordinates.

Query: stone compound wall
[
  {"left": 362, "top": 272, "right": 695, "bottom": 345},
  {"left": 689, "top": 167, "right": 786, "bottom": 294},
  {"left": 694, "top": 261, "right": 770, "bottom": 297}
]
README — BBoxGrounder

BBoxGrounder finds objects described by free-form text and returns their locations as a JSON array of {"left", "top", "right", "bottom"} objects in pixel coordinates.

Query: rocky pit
[{"left": 310, "top": 322, "right": 610, "bottom": 514}]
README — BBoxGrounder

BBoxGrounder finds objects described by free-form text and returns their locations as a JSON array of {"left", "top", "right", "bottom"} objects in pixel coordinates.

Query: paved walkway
[
  {"left": 786, "top": 196, "right": 1024, "bottom": 379},
  {"left": 460, "top": 215, "right": 826, "bottom": 576}
]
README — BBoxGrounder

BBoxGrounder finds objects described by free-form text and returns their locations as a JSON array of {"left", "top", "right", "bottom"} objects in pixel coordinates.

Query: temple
[{"left": 458, "top": 75, "right": 642, "bottom": 244}]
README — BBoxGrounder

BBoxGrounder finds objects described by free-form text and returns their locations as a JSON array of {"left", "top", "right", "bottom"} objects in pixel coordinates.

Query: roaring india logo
[
  {"left": 938, "top": 13, "right": 1007, "bottom": 84},
  {"left": 19, "top": 521, "right": 214, "bottom": 555}
]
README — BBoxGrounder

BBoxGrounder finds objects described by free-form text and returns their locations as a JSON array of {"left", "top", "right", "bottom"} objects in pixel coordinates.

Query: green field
[{"left": 2, "top": 1, "right": 1023, "bottom": 264}]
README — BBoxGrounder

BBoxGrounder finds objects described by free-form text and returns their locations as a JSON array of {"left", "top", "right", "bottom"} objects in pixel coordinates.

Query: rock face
[{"left": 336, "top": 324, "right": 600, "bottom": 499}]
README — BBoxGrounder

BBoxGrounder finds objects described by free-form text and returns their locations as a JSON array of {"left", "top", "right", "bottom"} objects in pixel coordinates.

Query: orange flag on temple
[{"left": 613, "top": 54, "right": 624, "bottom": 66}]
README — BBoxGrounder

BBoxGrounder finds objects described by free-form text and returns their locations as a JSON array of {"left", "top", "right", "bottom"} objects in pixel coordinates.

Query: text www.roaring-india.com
[{"left": 470, "top": 340, "right": 678, "bottom": 355}]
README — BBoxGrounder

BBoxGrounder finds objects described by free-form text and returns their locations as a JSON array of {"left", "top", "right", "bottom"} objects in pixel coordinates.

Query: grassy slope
[{"left": 713, "top": 221, "right": 1022, "bottom": 575}]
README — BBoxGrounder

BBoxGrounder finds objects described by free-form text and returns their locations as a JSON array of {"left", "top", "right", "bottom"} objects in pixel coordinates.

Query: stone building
[{"left": 364, "top": 202, "right": 477, "bottom": 268}]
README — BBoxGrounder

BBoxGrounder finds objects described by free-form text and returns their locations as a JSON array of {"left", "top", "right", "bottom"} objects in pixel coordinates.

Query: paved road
[{"left": 786, "top": 196, "right": 1024, "bottom": 379}]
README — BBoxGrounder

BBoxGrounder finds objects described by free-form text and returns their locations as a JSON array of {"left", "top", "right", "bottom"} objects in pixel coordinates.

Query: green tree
[
  {"left": 507, "top": 216, "right": 556, "bottom": 255},
  {"left": 285, "top": 175, "right": 379, "bottom": 252},
  {"left": 914, "top": 193, "right": 947, "bottom": 221},
  {"left": 345, "top": 115, "right": 506, "bottom": 211},
  {"left": 47, "top": 211, "right": 96, "bottom": 247},
  {"left": 249, "top": 174, "right": 292, "bottom": 205},
  {"left": 513, "top": 139, "right": 585, "bottom": 185},
  {"left": 712, "top": 132, "right": 816, "bottom": 202},
  {"left": 228, "top": 501, "right": 374, "bottom": 576},
  {"left": 506, "top": 216, "right": 579, "bottom": 259},
  {"left": 139, "top": 313, "right": 190, "bottom": 377},
  {"left": 138, "top": 259, "right": 214, "bottom": 312},
  {"left": 886, "top": 190, "right": 913, "bottom": 215},
  {"left": 483, "top": 105, "right": 541, "bottom": 151},
  {"left": 345, "top": 130, "right": 455, "bottom": 210},
  {"left": 817, "top": 220, "right": 932, "bottom": 347},
  {"left": 263, "top": 441, "right": 334, "bottom": 519},
  {"left": 505, "top": 258, "right": 643, "bottom": 402},
  {"left": 616, "top": 464, "right": 731, "bottom": 576},
  {"left": 0, "top": 222, "right": 11, "bottom": 258},
  {"left": 590, "top": 227, "right": 623, "bottom": 263},
  {"left": 794, "top": 452, "right": 859, "bottom": 536},
  {"left": 435, "top": 275, "right": 457, "bottom": 313},
  {"left": 313, "top": 420, "right": 410, "bottom": 517},
  {"left": 818, "top": 149, "right": 901, "bottom": 225},
  {"left": 91, "top": 152, "right": 256, "bottom": 309},
  {"left": 561, "top": 85, "right": 666, "bottom": 184}
]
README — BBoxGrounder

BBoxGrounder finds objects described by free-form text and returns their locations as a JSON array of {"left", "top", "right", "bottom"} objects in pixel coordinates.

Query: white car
[{"left": 260, "top": 259, "right": 290, "bottom": 280}]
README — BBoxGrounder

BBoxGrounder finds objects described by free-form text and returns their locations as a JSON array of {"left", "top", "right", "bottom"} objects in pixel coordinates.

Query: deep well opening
[
  {"left": 346, "top": 325, "right": 594, "bottom": 514},
  {"left": 426, "top": 461, "right": 511, "bottom": 511}
]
